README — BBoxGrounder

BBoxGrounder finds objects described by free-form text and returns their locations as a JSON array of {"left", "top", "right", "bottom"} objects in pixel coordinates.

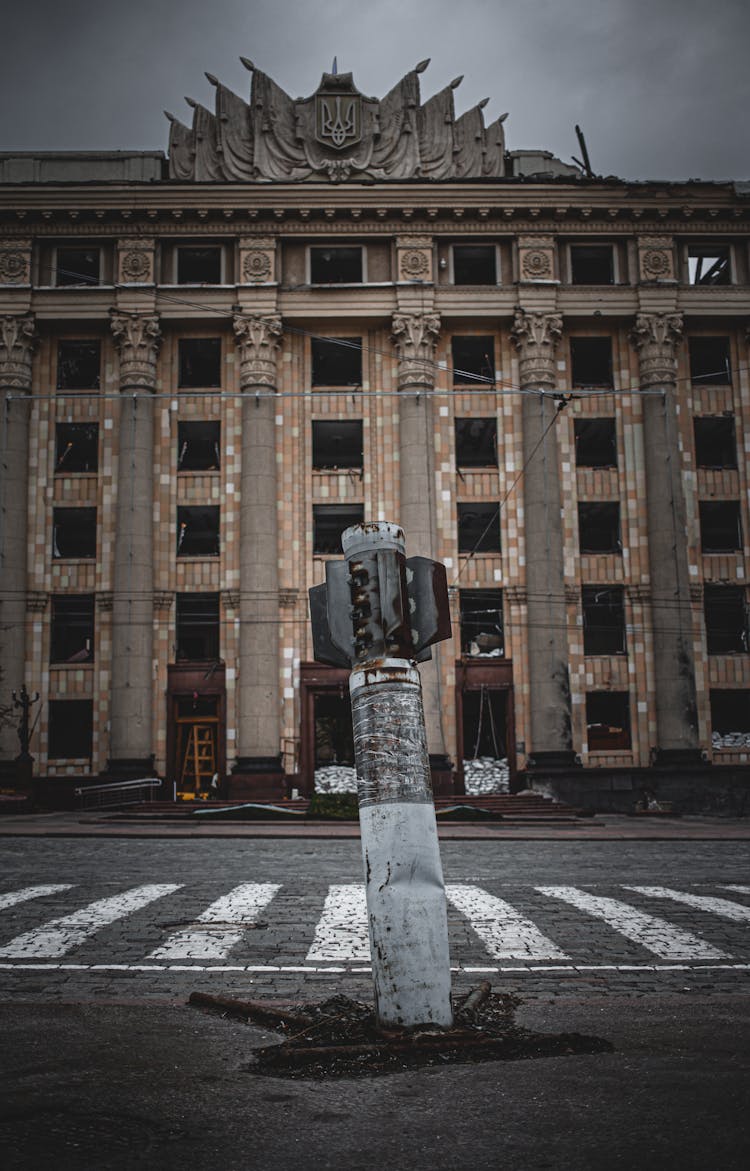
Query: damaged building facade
[{"left": 1, "top": 59, "right": 749, "bottom": 809}]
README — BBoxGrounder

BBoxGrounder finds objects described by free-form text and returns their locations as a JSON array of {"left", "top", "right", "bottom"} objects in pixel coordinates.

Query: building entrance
[
  {"left": 167, "top": 664, "right": 226, "bottom": 799},
  {"left": 455, "top": 660, "right": 516, "bottom": 793}
]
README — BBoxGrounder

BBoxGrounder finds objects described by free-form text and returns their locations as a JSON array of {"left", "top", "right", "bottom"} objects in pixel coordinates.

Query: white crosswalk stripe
[
  {"left": 624, "top": 886, "right": 750, "bottom": 923},
  {"left": 0, "top": 885, "right": 73, "bottom": 911},
  {"left": 446, "top": 884, "right": 569, "bottom": 960},
  {"left": 149, "top": 883, "right": 281, "bottom": 960},
  {"left": 723, "top": 885, "right": 750, "bottom": 896},
  {"left": 306, "top": 885, "right": 370, "bottom": 962},
  {"left": 536, "top": 886, "right": 729, "bottom": 960}
]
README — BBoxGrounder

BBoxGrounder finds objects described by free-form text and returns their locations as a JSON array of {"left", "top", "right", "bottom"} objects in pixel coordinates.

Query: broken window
[
  {"left": 310, "top": 247, "right": 363, "bottom": 284},
  {"left": 710, "top": 689, "right": 750, "bottom": 748},
  {"left": 457, "top": 503, "right": 501, "bottom": 554},
  {"left": 689, "top": 337, "right": 731, "bottom": 385},
  {"left": 178, "top": 338, "right": 222, "bottom": 388},
  {"left": 586, "top": 691, "right": 631, "bottom": 750},
  {"left": 314, "top": 692, "right": 355, "bottom": 767},
  {"left": 704, "top": 585, "right": 748, "bottom": 654},
  {"left": 455, "top": 418, "right": 498, "bottom": 468},
  {"left": 452, "top": 337, "right": 495, "bottom": 387},
  {"left": 463, "top": 688, "right": 508, "bottom": 764},
  {"left": 48, "top": 699, "right": 93, "bottom": 759},
  {"left": 688, "top": 244, "right": 731, "bottom": 286},
  {"left": 453, "top": 245, "right": 497, "bottom": 285},
  {"left": 694, "top": 416, "right": 737, "bottom": 469},
  {"left": 54, "top": 246, "right": 100, "bottom": 287},
  {"left": 574, "top": 418, "right": 617, "bottom": 468},
  {"left": 699, "top": 501, "right": 742, "bottom": 553},
  {"left": 176, "top": 246, "right": 222, "bottom": 284},
  {"left": 55, "top": 422, "right": 99, "bottom": 473},
  {"left": 50, "top": 595, "right": 95, "bottom": 663},
  {"left": 570, "top": 338, "right": 613, "bottom": 388},
  {"left": 570, "top": 245, "right": 614, "bottom": 285},
  {"left": 177, "top": 421, "right": 220, "bottom": 471},
  {"left": 176, "top": 506, "right": 220, "bottom": 557},
  {"left": 311, "top": 337, "right": 362, "bottom": 386},
  {"left": 582, "top": 585, "right": 626, "bottom": 655},
  {"left": 578, "top": 502, "right": 621, "bottom": 554},
  {"left": 57, "top": 341, "right": 100, "bottom": 391},
  {"left": 176, "top": 593, "right": 220, "bottom": 661},
  {"left": 459, "top": 590, "right": 504, "bottom": 655},
  {"left": 313, "top": 504, "right": 364, "bottom": 554},
  {"left": 312, "top": 420, "right": 363, "bottom": 470},
  {"left": 52, "top": 507, "right": 96, "bottom": 559}
]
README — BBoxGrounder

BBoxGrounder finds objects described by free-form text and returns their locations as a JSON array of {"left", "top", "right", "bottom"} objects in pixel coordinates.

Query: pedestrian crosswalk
[{"left": 0, "top": 881, "right": 748, "bottom": 973}]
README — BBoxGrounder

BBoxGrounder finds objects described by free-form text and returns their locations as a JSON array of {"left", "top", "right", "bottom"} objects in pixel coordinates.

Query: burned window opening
[
  {"left": 176, "top": 246, "right": 222, "bottom": 284},
  {"left": 314, "top": 692, "right": 355, "bottom": 768},
  {"left": 463, "top": 687, "right": 507, "bottom": 761},
  {"left": 459, "top": 589, "right": 504, "bottom": 656},
  {"left": 694, "top": 416, "right": 737, "bottom": 469},
  {"left": 582, "top": 585, "right": 626, "bottom": 655},
  {"left": 48, "top": 699, "right": 94, "bottom": 759},
  {"left": 578, "top": 502, "right": 621, "bottom": 554},
  {"left": 689, "top": 337, "right": 731, "bottom": 386},
  {"left": 458, "top": 503, "right": 501, "bottom": 554},
  {"left": 54, "top": 247, "right": 100, "bottom": 287},
  {"left": 710, "top": 689, "right": 750, "bottom": 748},
  {"left": 453, "top": 245, "right": 497, "bottom": 285},
  {"left": 178, "top": 338, "right": 222, "bottom": 388},
  {"left": 176, "top": 593, "right": 220, "bottom": 661},
  {"left": 52, "top": 507, "right": 96, "bottom": 559},
  {"left": 570, "top": 245, "right": 614, "bottom": 285},
  {"left": 688, "top": 245, "right": 731, "bottom": 286},
  {"left": 56, "top": 341, "right": 101, "bottom": 391},
  {"left": 586, "top": 691, "right": 631, "bottom": 751},
  {"left": 50, "top": 595, "right": 95, "bottom": 663},
  {"left": 176, "top": 506, "right": 220, "bottom": 557},
  {"left": 452, "top": 337, "right": 496, "bottom": 387},
  {"left": 311, "top": 337, "right": 363, "bottom": 387},
  {"left": 574, "top": 418, "right": 617, "bottom": 468},
  {"left": 704, "top": 585, "right": 749, "bottom": 655},
  {"left": 177, "top": 421, "right": 221, "bottom": 471},
  {"left": 455, "top": 418, "right": 498, "bottom": 468},
  {"left": 699, "top": 501, "right": 743, "bottom": 554},
  {"left": 55, "top": 423, "right": 99, "bottom": 473},
  {"left": 570, "top": 338, "right": 613, "bottom": 388},
  {"left": 313, "top": 504, "right": 365, "bottom": 555},
  {"left": 310, "top": 247, "right": 363, "bottom": 284},
  {"left": 312, "top": 420, "right": 363, "bottom": 470}
]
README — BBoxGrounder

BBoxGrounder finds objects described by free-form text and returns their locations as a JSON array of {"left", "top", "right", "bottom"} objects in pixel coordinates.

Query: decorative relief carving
[
  {"left": 0, "top": 241, "right": 31, "bottom": 285},
  {"left": 119, "top": 249, "right": 153, "bottom": 283},
  {"left": 26, "top": 592, "right": 48, "bottom": 613},
  {"left": 0, "top": 313, "right": 37, "bottom": 390},
  {"left": 629, "top": 312, "right": 683, "bottom": 388},
  {"left": 637, "top": 235, "right": 675, "bottom": 283},
  {"left": 110, "top": 311, "right": 162, "bottom": 391},
  {"left": 399, "top": 249, "right": 431, "bottom": 280},
  {"left": 510, "top": 308, "right": 563, "bottom": 388},
  {"left": 239, "top": 237, "right": 275, "bottom": 285},
  {"left": 518, "top": 235, "right": 556, "bottom": 283},
  {"left": 153, "top": 591, "right": 173, "bottom": 611},
  {"left": 97, "top": 592, "right": 114, "bottom": 612},
  {"left": 221, "top": 589, "right": 240, "bottom": 610},
  {"left": 391, "top": 312, "right": 441, "bottom": 389},
  {"left": 233, "top": 314, "right": 282, "bottom": 388}
]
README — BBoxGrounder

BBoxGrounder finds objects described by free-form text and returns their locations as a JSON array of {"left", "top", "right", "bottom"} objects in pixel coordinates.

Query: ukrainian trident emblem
[{"left": 316, "top": 93, "right": 361, "bottom": 150}]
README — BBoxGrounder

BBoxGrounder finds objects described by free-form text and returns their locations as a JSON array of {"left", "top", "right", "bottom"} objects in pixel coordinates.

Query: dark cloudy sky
[{"left": 2, "top": 0, "right": 748, "bottom": 181}]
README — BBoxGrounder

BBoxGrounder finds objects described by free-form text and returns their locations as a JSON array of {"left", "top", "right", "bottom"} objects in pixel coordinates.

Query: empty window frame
[
  {"left": 570, "top": 244, "right": 614, "bottom": 285},
  {"left": 311, "top": 337, "right": 363, "bottom": 387},
  {"left": 452, "top": 245, "right": 497, "bottom": 285},
  {"left": 704, "top": 585, "right": 749, "bottom": 654},
  {"left": 176, "top": 593, "right": 220, "bottom": 661},
  {"left": 574, "top": 418, "right": 617, "bottom": 468},
  {"left": 688, "top": 244, "right": 731, "bottom": 286},
  {"left": 310, "top": 246, "right": 363, "bottom": 284},
  {"left": 314, "top": 692, "right": 355, "bottom": 767},
  {"left": 176, "top": 506, "right": 220, "bottom": 557},
  {"left": 578, "top": 502, "right": 621, "bottom": 554},
  {"left": 710, "top": 689, "right": 750, "bottom": 747},
  {"left": 55, "top": 422, "right": 99, "bottom": 473},
  {"left": 455, "top": 418, "right": 498, "bottom": 468},
  {"left": 570, "top": 338, "right": 613, "bottom": 388},
  {"left": 459, "top": 589, "right": 504, "bottom": 655},
  {"left": 694, "top": 416, "right": 737, "bottom": 469},
  {"left": 50, "top": 595, "right": 95, "bottom": 663},
  {"left": 313, "top": 504, "right": 364, "bottom": 554},
  {"left": 582, "top": 586, "right": 626, "bottom": 655},
  {"left": 177, "top": 421, "right": 220, "bottom": 471},
  {"left": 54, "top": 246, "right": 100, "bottom": 287},
  {"left": 699, "top": 501, "right": 743, "bottom": 553},
  {"left": 689, "top": 337, "right": 731, "bottom": 385},
  {"left": 176, "top": 246, "right": 223, "bottom": 284},
  {"left": 57, "top": 341, "right": 101, "bottom": 391},
  {"left": 586, "top": 691, "right": 631, "bottom": 751},
  {"left": 48, "top": 699, "right": 93, "bottom": 759},
  {"left": 452, "top": 337, "right": 496, "bottom": 387},
  {"left": 312, "top": 420, "right": 363, "bottom": 470},
  {"left": 178, "top": 338, "right": 222, "bottom": 388},
  {"left": 457, "top": 503, "right": 501, "bottom": 554},
  {"left": 52, "top": 508, "right": 96, "bottom": 559}
]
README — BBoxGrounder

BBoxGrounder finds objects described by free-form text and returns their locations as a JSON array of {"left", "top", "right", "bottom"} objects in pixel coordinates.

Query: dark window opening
[
  {"left": 458, "top": 503, "right": 501, "bottom": 554},
  {"left": 312, "top": 420, "right": 363, "bottom": 470},
  {"left": 452, "top": 337, "right": 495, "bottom": 387},
  {"left": 586, "top": 691, "right": 631, "bottom": 750},
  {"left": 453, "top": 245, "right": 497, "bottom": 285},
  {"left": 311, "top": 337, "right": 362, "bottom": 386},
  {"left": 177, "top": 247, "right": 222, "bottom": 284},
  {"left": 48, "top": 699, "right": 93, "bottom": 759},
  {"left": 570, "top": 338, "right": 613, "bottom": 388},
  {"left": 455, "top": 418, "right": 498, "bottom": 468},
  {"left": 689, "top": 337, "right": 731, "bottom": 385},
  {"left": 176, "top": 506, "right": 220, "bottom": 557},
  {"left": 570, "top": 245, "right": 614, "bottom": 285},
  {"left": 57, "top": 341, "right": 100, "bottom": 391},
  {"left": 704, "top": 585, "right": 748, "bottom": 654},
  {"left": 50, "top": 595, "right": 95, "bottom": 663},
  {"left": 176, "top": 593, "right": 220, "bottom": 661},
  {"left": 55, "top": 247, "right": 100, "bottom": 287},
  {"left": 699, "top": 501, "right": 742, "bottom": 553},
  {"left": 177, "top": 421, "right": 220, "bottom": 471},
  {"left": 694, "top": 416, "right": 737, "bottom": 469},
  {"left": 310, "top": 247, "right": 363, "bottom": 284},
  {"left": 579, "top": 502, "right": 621, "bottom": 554},
  {"left": 313, "top": 504, "right": 364, "bottom": 555},
  {"left": 314, "top": 693, "right": 355, "bottom": 767},
  {"left": 582, "top": 585, "right": 626, "bottom": 655},
  {"left": 710, "top": 689, "right": 750, "bottom": 747},
  {"left": 55, "top": 423, "right": 99, "bottom": 473},
  {"left": 459, "top": 589, "right": 504, "bottom": 655},
  {"left": 574, "top": 418, "right": 617, "bottom": 468},
  {"left": 463, "top": 688, "right": 507, "bottom": 762},
  {"left": 52, "top": 508, "right": 96, "bottom": 559},
  {"left": 178, "top": 338, "right": 222, "bottom": 388},
  {"left": 688, "top": 245, "right": 730, "bottom": 286}
]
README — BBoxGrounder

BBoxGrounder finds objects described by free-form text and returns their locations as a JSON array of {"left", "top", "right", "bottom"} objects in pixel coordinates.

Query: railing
[{"left": 75, "top": 777, "right": 162, "bottom": 810}]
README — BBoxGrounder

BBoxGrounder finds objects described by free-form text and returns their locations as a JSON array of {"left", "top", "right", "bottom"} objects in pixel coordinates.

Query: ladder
[{"left": 179, "top": 724, "right": 216, "bottom": 795}]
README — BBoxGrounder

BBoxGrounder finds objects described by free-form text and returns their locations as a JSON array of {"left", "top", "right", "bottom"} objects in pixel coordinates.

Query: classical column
[
  {"left": 511, "top": 308, "right": 575, "bottom": 768},
  {"left": 108, "top": 311, "right": 161, "bottom": 777},
  {"left": 391, "top": 312, "right": 452, "bottom": 786},
  {"left": 0, "top": 315, "right": 36, "bottom": 772},
  {"left": 231, "top": 314, "right": 284, "bottom": 793},
  {"left": 630, "top": 312, "right": 699, "bottom": 762}
]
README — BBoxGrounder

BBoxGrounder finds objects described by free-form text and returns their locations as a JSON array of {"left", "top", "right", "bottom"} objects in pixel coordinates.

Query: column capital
[
  {"left": 232, "top": 313, "right": 282, "bottom": 388},
  {"left": 110, "top": 310, "right": 161, "bottom": 391},
  {"left": 510, "top": 308, "right": 562, "bottom": 388},
  {"left": 629, "top": 311, "right": 683, "bottom": 388},
  {"left": 0, "top": 313, "right": 37, "bottom": 392},
  {"left": 391, "top": 312, "right": 441, "bottom": 389}
]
